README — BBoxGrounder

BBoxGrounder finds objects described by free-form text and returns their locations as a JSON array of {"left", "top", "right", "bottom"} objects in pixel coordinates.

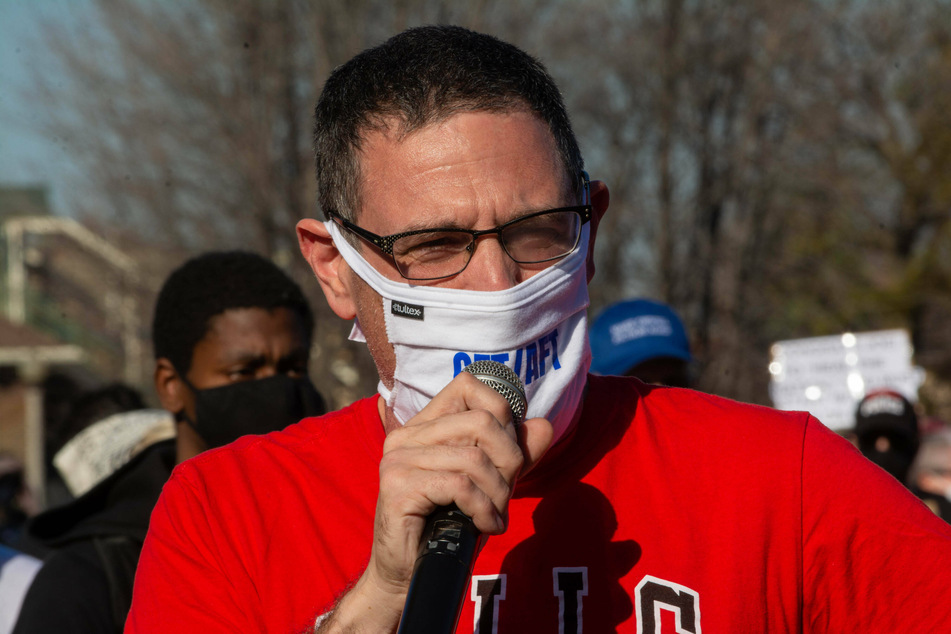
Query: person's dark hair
[
  {"left": 152, "top": 251, "right": 314, "bottom": 374},
  {"left": 314, "top": 25, "right": 584, "bottom": 222},
  {"left": 54, "top": 383, "right": 146, "bottom": 454}
]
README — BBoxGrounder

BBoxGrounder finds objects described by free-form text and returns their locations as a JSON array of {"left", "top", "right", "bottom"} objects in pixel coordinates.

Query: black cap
[{"left": 855, "top": 389, "right": 918, "bottom": 442}]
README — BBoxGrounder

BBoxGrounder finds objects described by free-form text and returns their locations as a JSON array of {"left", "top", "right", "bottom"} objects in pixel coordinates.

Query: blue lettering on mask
[
  {"left": 453, "top": 352, "right": 472, "bottom": 376},
  {"left": 525, "top": 344, "right": 540, "bottom": 385},
  {"left": 453, "top": 352, "right": 511, "bottom": 377},
  {"left": 451, "top": 328, "right": 561, "bottom": 384},
  {"left": 546, "top": 330, "right": 561, "bottom": 370}
]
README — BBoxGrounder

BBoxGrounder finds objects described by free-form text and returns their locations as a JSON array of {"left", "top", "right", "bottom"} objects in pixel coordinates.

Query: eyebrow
[
  {"left": 385, "top": 202, "right": 574, "bottom": 234},
  {"left": 215, "top": 351, "right": 266, "bottom": 368},
  {"left": 216, "top": 345, "right": 309, "bottom": 367}
]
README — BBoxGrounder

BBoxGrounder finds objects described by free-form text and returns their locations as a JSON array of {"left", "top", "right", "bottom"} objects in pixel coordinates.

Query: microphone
[{"left": 397, "top": 360, "right": 527, "bottom": 634}]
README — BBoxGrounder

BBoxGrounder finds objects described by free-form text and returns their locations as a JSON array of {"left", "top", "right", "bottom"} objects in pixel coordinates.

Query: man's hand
[{"left": 317, "top": 371, "right": 553, "bottom": 632}]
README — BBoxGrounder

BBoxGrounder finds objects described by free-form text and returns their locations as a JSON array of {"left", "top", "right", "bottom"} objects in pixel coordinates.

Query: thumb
[{"left": 517, "top": 417, "right": 554, "bottom": 477}]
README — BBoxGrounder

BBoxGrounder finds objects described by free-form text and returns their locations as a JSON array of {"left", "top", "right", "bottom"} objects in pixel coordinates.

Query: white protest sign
[{"left": 768, "top": 329, "right": 925, "bottom": 430}]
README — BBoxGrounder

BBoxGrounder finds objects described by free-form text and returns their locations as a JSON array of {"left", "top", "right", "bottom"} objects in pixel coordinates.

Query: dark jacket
[
  {"left": 13, "top": 439, "right": 175, "bottom": 633},
  {"left": 913, "top": 486, "right": 951, "bottom": 525}
]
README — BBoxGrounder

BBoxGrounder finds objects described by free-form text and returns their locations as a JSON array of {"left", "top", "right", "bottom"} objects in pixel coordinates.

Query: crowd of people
[{"left": 2, "top": 24, "right": 949, "bottom": 634}]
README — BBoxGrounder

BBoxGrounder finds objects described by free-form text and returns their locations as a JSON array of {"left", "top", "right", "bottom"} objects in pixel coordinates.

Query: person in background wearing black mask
[
  {"left": 853, "top": 389, "right": 920, "bottom": 485},
  {"left": 14, "top": 251, "right": 326, "bottom": 634},
  {"left": 152, "top": 250, "right": 326, "bottom": 461}
]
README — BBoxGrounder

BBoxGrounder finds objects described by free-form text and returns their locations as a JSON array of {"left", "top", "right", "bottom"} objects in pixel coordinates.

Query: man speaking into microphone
[{"left": 128, "top": 26, "right": 951, "bottom": 633}]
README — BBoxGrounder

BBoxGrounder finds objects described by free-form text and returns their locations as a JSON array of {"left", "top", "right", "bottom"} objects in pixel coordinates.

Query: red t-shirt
[{"left": 127, "top": 376, "right": 951, "bottom": 633}]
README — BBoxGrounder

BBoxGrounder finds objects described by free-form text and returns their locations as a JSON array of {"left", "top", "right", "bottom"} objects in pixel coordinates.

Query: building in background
[{"left": 0, "top": 186, "right": 160, "bottom": 509}]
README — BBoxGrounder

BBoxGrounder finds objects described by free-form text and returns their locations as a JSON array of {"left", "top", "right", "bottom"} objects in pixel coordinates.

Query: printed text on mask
[{"left": 452, "top": 329, "right": 561, "bottom": 386}]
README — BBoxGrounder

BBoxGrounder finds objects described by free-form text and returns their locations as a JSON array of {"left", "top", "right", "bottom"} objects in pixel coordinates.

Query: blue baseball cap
[{"left": 589, "top": 299, "right": 692, "bottom": 376}]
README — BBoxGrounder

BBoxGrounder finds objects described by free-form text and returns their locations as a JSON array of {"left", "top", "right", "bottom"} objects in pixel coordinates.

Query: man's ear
[
  {"left": 586, "top": 180, "right": 610, "bottom": 283},
  {"left": 154, "top": 358, "right": 186, "bottom": 414},
  {"left": 297, "top": 218, "right": 357, "bottom": 320}
]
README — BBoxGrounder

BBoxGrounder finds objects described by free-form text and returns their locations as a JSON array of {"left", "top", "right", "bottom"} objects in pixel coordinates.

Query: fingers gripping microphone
[
  {"left": 397, "top": 361, "right": 526, "bottom": 634},
  {"left": 461, "top": 360, "right": 527, "bottom": 426}
]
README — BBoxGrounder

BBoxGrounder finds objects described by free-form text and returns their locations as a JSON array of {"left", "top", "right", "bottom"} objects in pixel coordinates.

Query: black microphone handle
[
  {"left": 396, "top": 504, "right": 481, "bottom": 634},
  {"left": 397, "top": 360, "right": 526, "bottom": 634}
]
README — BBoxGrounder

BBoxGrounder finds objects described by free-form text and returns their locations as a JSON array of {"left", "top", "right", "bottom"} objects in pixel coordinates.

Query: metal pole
[
  {"left": 6, "top": 221, "right": 26, "bottom": 324},
  {"left": 21, "top": 360, "right": 47, "bottom": 510}
]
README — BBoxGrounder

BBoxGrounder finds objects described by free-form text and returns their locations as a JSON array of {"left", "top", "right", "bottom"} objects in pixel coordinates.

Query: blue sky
[{"left": 0, "top": 0, "right": 94, "bottom": 214}]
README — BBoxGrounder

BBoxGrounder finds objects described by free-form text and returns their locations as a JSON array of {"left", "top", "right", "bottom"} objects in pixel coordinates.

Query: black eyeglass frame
[{"left": 328, "top": 173, "right": 593, "bottom": 280}]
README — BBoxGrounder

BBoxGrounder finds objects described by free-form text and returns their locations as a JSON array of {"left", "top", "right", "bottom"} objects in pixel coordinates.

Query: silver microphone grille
[{"left": 462, "top": 360, "right": 527, "bottom": 427}]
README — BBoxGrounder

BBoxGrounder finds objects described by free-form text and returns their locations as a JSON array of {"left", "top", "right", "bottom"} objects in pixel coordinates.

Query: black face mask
[
  {"left": 858, "top": 432, "right": 917, "bottom": 483},
  {"left": 863, "top": 450, "right": 913, "bottom": 484},
  {"left": 180, "top": 374, "right": 327, "bottom": 450}
]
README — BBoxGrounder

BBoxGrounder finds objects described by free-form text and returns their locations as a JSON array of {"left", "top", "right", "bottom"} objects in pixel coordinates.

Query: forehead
[
  {"left": 193, "top": 307, "right": 308, "bottom": 360},
  {"left": 354, "top": 109, "right": 570, "bottom": 231}
]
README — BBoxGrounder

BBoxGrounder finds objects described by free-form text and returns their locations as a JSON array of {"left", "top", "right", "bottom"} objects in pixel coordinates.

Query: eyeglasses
[{"left": 329, "top": 175, "right": 593, "bottom": 281}]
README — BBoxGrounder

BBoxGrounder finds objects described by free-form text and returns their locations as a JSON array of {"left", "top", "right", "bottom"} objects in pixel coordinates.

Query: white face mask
[{"left": 328, "top": 219, "right": 591, "bottom": 445}]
